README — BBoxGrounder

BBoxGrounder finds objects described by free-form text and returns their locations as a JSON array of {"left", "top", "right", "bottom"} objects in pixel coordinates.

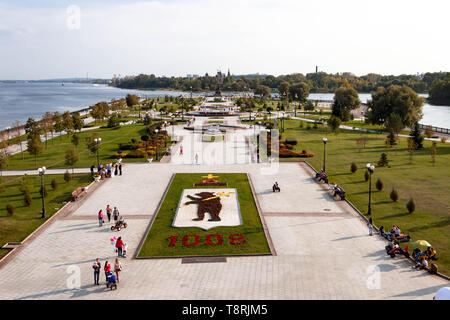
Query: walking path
[{"left": 0, "top": 110, "right": 447, "bottom": 300}]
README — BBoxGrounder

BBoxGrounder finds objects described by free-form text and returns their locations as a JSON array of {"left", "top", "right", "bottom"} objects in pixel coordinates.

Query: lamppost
[
  {"left": 94, "top": 137, "right": 102, "bottom": 168},
  {"left": 171, "top": 115, "right": 175, "bottom": 137},
  {"left": 38, "top": 166, "right": 46, "bottom": 219},
  {"left": 164, "top": 122, "right": 168, "bottom": 147},
  {"left": 366, "top": 163, "right": 375, "bottom": 215},
  {"left": 266, "top": 128, "right": 271, "bottom": 158},
  {"left": 155, "top": 129, "right": 159, "bottom": 161},
  {"left": 322, "top": 137, "right": 327, "bottom": 172}
]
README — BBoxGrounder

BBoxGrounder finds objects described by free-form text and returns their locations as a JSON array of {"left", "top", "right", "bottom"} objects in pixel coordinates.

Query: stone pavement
[{"left": 0, "top": 118, "right": 447, "bottom": 300}]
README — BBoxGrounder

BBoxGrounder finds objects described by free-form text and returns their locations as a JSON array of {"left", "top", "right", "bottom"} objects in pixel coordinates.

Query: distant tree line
[{"left": 111, "top": 71, "right": 449, "bottom": 94}]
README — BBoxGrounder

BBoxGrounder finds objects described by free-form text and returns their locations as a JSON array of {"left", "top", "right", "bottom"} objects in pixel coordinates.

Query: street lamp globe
[{"left": 323, "top": 137, "right": 327, "bottom": 143}]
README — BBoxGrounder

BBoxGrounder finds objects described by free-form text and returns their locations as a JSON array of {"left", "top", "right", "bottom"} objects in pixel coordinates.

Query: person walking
[
  {"left": 113, "top": 207, "right": 119, "bottom": 222},
  {"left": 116, "top": 237, "right": 124, "bottom": 257},
  {"left": 106, "top": 205, "right": 112, "bottom": 223},
  {"left": 114, "top": 258, "right": 123, "bottom": 282},
  {"left": 195, "top": 153, "right": 198, "bottom": 164},
  {"left": 119, "top": 163, "right": 122, "bottom": 176},
  {"left": 180, "top": 144, "right": 183, "bottom": 155},
  {"left": 92, "top": 258, "right": 101, "bottom": 285},
  {"left": 114, "top": 164, "right": 118, "bottom": 176},
  {"left": 368, "top": 217, "right": 373, "bottom": 236},
  {"left": 104, "top": 261, "right": 111, "bottom": 281},
  {"left": 98, "top": 210, "right": 104, "bottom": 227},
  {"left": 90, "top": 165, "right": 95, "bottom": 177}
]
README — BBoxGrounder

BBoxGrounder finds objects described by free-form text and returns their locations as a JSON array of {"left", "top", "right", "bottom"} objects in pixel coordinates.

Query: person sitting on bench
[
  {"left": 315, "top": 169, "right": 324, "bottom": 179},
  {"left": 333, "top": 185, "right": 345, "bottom": 199},
  {"left": 318, "top": 172, "right": 327, "bottom": 183}
]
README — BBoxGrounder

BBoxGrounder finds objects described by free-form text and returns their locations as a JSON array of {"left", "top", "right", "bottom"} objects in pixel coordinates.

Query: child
[{"left": 122, "top": 242, "right": 128, "bottom": 258}]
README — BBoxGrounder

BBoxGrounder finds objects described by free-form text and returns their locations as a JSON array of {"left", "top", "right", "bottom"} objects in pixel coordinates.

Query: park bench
[
  {"left": 72, "top": 187, "right": 87, "bottom": 201},
  {"left": 328, "top": 185, "right": 345, "bottom": 200}
]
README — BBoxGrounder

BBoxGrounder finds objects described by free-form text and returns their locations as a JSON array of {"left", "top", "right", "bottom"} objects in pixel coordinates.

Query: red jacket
[
  {"left": 116, "top": 239, "right": 124, "bottom": 248},
  {"left": 104, "top": 264, "right": 111, "bottom": 272}
]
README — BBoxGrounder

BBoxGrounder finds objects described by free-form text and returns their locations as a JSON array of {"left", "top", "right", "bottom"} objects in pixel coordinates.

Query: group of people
[
  {"left": 90, "top": 159, "right": 123, "bottom": 179},
  {"left": 92, "top": 257, "right": 123, "bottom": 286},
  {"left": 332, "top": 185, "right": 345, "bottom": 200},
  {"left": 412, "top": 247, "right": 438, "bottom": 272},
  {"left": 315, "top": 169, "right": 328, "bottom": 183},
  {"left": 97, "top": 205, "right": 123, "bottom": 227},
  {"left": 379, "top": 225, "right": 410, "bottom": 242}
]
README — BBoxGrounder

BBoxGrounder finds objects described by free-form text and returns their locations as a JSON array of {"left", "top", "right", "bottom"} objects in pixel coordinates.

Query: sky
[{"left": 0, "top": 0, "right": 449, "bottom": 80}]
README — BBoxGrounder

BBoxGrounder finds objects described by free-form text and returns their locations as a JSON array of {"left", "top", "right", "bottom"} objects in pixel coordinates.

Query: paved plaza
[{"left": 0, "top": 119, "right": 447, "bottom": 300}]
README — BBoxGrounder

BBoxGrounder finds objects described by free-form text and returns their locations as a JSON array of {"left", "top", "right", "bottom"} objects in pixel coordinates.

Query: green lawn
[
  {"left": 137, "top": 173, "right": 271, "bottom": 258},
  {"left": 281, "top": 119, "right": 450, "bottom": 275},
  {"left": 5, "top": 124, "right": 169, "bottom": 170},
  {"left": 0, "top": 173, "right": 92, "bottom": 259}
]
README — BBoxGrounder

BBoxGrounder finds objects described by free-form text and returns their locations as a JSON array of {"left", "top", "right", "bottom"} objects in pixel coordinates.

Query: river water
[
  {"left": 308, "top": 93, "right": 450, "bottom": 128},
  {"left": 0, "top": 82, "right": 448, "bottom": 130}
]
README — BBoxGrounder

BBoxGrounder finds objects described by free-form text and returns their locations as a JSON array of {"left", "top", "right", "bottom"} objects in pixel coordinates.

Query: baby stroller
[{"left": 106, "top": 272, "right": 117, "bottom": 290}]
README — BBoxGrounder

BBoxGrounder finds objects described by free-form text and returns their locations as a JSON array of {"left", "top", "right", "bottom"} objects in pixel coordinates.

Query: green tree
[
  {"left": 407, "top": 137, "right": 417, "bottom": 164},
  {"left": 406, "top": 198, "right": 415, "bottom": 214},
  {"left": 327, "top": 116, "right": 341, "bottom": 133},
  {"left": 107, "top": 113, "right": 121, "bottom": 128},
  {"left": 51, "top": 178, "right": 58, "bottom": 190},
  {"left": 409, "top": 122, "right": 424, "bottom": 149},
  {"left": 62, "top": 111, "right": 74, "bottom": 138},
  {"left": 367, "top": 85, "right": 424, "bottom": 127},
  {"left": 385, "top": 113, "right": 404, "bottom": 137},
  {"left": 390, "top": 188, "right": 399, "bottom": 202},
  {"left": 377, "top": 153, "right": 389, "bottom": 167},
  {"left": 278, "top": 81, "right": 290, "bottom": 100},
  {"left": 428, "top": 77, "right": 450, "bottom": 105},
  {"left": 126, "top": 94, "right": 139, "bottom": 108},
  {"left": 431, "top": 141, "right": 437, "bottom": 165},
  {"left": 53, "top": 111, "right": 64, "bottom": 140},
  {"left": 72, "top": 112, "right": 84, "bottom": 132},
  {"left": 289, "top": 82, "right": 310, "bottom": 105},
  {"left": 0, "top": 152, "right": 8, "bottom": 176},
  {"left": 332, "top": 86, "right": 360, "bottom": 121},
  {"left": 27, "top": 134, "right": 43, "bottom": 168},
  {"left": 71, "top": 133, "right": 79, "bottom": 148},
  {"left": 64, "top": 170, "right": 71, "bottom": 182},
  {"left": 254, "top": 85, "right": 271, "bottom": 98},
  {"left": 65, "top": 147, "right": 79, "bottom": 175}
]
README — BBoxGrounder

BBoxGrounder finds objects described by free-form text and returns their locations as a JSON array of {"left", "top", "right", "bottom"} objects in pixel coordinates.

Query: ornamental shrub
[
  {"left": 6, "top": 203, "right": 15, "bottom": 216},
  {"left": 390, "top": 188, "right": 399, "bottom": 202},
  {"left": 350, "top": 162, "right": 357, "bottom": 173},
  {"left": 64, "top": 170, "right": 71, "bottom": 182},
  {"left": 24, "top": 191, "right": 32, "bottom": 207},
  {"left": 51, "top": 178, "right": 58, "bottom": 190},
  {"left": 406, "top": 198, "right": 415, "bottom": 214},
  {"left": 376, "top": 178, "right": 383, "bottom": 191}
]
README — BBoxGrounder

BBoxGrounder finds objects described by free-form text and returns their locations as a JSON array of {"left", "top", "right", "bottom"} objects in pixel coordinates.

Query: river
[{"left": 0, "top": 82, "right": 448, "bottom": 130}]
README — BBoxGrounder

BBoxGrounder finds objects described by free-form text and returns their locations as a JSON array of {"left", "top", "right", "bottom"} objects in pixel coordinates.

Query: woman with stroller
[
  {"left": 104, "top": 261, "right": 111, "bottom": 281},
  {"left": 114, "top": 258, "right": 123, "bottom": 282}
]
